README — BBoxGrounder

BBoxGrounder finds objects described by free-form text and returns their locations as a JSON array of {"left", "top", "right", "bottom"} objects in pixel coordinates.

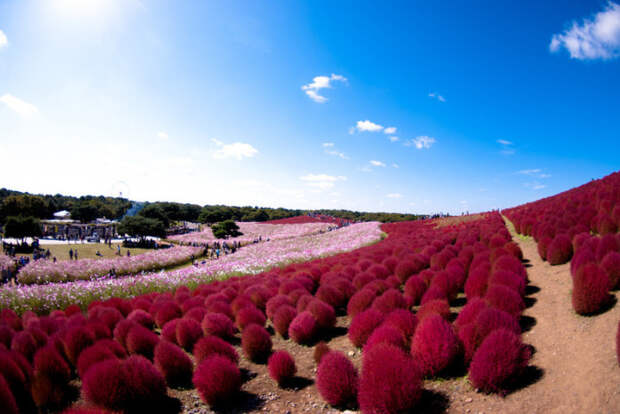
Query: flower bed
[
  {"left": 16, "top": 245, "right": 205, "bottom": 285},
  {"left": 0, "top": 253, "right": 15, "bottom": 273},
  {"left": 0, "top": 222, "right": 383, "bottom": 314},
  {"left": 169, "top": 222, "right": 333, "bottom": 246}
]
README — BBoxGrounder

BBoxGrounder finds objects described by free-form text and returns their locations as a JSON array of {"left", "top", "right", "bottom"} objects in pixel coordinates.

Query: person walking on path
[{"left": 69, "top": 249, "right": 73, "bottom": 260}]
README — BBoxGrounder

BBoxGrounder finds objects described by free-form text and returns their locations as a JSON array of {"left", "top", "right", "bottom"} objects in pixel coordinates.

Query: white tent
[{"left": 53, "top": 210, "right": 71, "bottom": 219}]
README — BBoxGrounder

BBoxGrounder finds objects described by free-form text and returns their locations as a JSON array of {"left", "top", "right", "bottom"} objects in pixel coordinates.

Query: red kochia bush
[
  {"left": 193, "top": 335, "right": 239, "bottom": 364},
  {"left": 193, "top": 355, "right": 241, "bottom": 407},
  {"left": 383, "top": 309, "right": 418, "bottom": 339},
  {"left": 64, "top": 326, "right": 96, "bottom": 365},
  {"left": 10, "top": 331, "right": 37, "bottom": 361},
  {"left": 537, "top": 236, "right": 553, "bottom": 261},
  {"left": 0, "top": 374, "right": 18, "bottom": 414},
  {"left": 175, "top": 318, "right": 203, "bottom": 351},
  {"left": 202, "top": 313, "right": 235, "bottom": 339},
  {"left": 572, "top": 263, "right": 611, "bottom": 315},
  {"left": 272, "top": 305, "right": 297, "bottom": 338},
  {"left": 31, "top": 345, "right": 72, "bottom": 408},
  {"left": 347, "top": 289, "right": 377, "bottom": 317},
  {"left": 484, "top": 284, "right": 525, "bottom": 318},
  {"left": 363, "top": 324, "right": 408, "bottom": 354},
  {"left": 288, "top": 311, "right": 317, "bottom": 344},
  {"left": 348, "top": 308, "right": 385, "bottom": 348},
  {"left": 465, "top": 265, "right": 490, "bottom": 299},
  {"left": 125, "top": 325, "right": 159, "bottom": 359},
  {"left": 235, "top": 306, "right": 266, "bottom": 331},
  {"left": 154, "top": 302, "right": 183, "bottom": 328},
  {"left": 77, "top": 340, "right": 126, "bottom": 378},
  {"left": 454, "top": 297, "right": 488, "bottom": 331},
  {"left": 358, "top": 343, "right": 423, "bottom": 414},
  {"left": 417, "top": 299, "right": 451, "bottom": 322},
  {"left": 601, "top": 251, "right": 620, "bottom": 289},
  {"left": 488, "top": 270, "right": 526, "bottom": 297},
  {"left": 469, "top": 329, "right": 531, "bottom": 394},
  {"left": 546, "top": 234, "right": 573, "bottom": 265},
  {"left": 316, "top": 351, "right": 358, "bottom": 407},
  {"left": 372, "top": 289, "right": 408, "bottom": 314},
  {"left": 241, "top": 324, "right": 272, "bottom": 362},
  {"left": 268, "top": 350, "right": 297, "bottom": 386},
  {"left": 410, "top": 314, "right": 459, "bottom": 376},
  {"left": 404, "top": 275, "right": 427, "bottom": 306},
  {"left": 127, "top": 309, "right": 155, "bottom": 330},
  {"left": 113, "top": 319, "right": 137, "bottom": 348},
  {"left": 307, "top": 299, "right": 336, "bottom": 329},
  {"left": 154, "top": 340, "right": 193, "bottom": 387}
]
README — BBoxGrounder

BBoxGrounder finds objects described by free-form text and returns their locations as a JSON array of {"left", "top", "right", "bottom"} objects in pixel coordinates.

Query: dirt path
[{"left": 448, "top": 225, "right": 620, "bottom": 414}]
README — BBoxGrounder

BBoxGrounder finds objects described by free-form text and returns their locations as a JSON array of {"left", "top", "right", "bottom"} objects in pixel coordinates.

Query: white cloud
[
  {"left": 517, "top": 169, "right": 542, "bottom": 175},
  {"left": 299, "top": 173, "right": 346, "bottom": 190},
  {"left": 387, "top": 193, "right": 403, "bottom": 199},
  {"left": 325, "top": 150, "right": 348, "bottom": 159},
  {"left": 550, "top": 2, "right": 620, "bottom": 60},
  {"left": 539, "top": 173, "right": 552, "bottom": 178},
  {"left": 405, "top": 136, "right": 436, "bottom": 149},
  {"left": 384, "top": 126, "right": 397, "bottom": 134},
  {"left": 354, "top": 120, "right": 384, "bottom": 133},
  {"left": 388, "top": 136, "right": 399, "bottom": 142},
  {"left": 428, "top": 92, "right": 446, "bottom": 102},
  {"left": 370, "top": 160, "right": 386, "bottom": 167},
  {"left": 497, "top": 139, "right": 513, "bottom": 146},
  {"left": 322, "top": 142, "right": 334, "bottom": 147},
  {"left": 211, "top": 139, "right": 258, "bottom": 160},
  {"left": 533, "top": 184, "right": 546, "bottom": 190},
  {"left": 0, "top": 94, "right": 39, "bottom": 118},
  {"left": 391, "top": 163, "right": 399, "bottom": 168},
  {"left": 301, "top": 73, "right": 347, "bottom": 103},
  {"left": 157, "top": 131, "right": 169, "bottom": 140},
  {"left": 0, "top": 30, "right": 7, "bottom": 48}
]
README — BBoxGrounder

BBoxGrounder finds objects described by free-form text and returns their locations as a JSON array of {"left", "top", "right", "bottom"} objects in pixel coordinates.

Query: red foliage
[
  {"left": 241, "top": 324, "right": 272, "bottom": 362},
  {"left": 347, "top": 289, "right": 376, "bottom": 317},
  {"left": 465, "top": 265, "right": 490, "bottom": 299},
  {"left": 154, "top": 302, "right": 183, "bottom": 328},
  {"left": 112, "top": 319, "right": 137, "bottom": 348},
  {"left": 484, "top": 284, "right": 525, "bottom": 318},
  {"left": 127, "top": 309, "right": 155, "bottom": 330},
  {"left": 601, "top": 251, "right": 620, "bottom": 289},
  {"left": 314, "top": 341, "right": 330, "bottom": 364},
  {"left": 125, "top": 325, "right": 159, "bottom": 359},
  {"left": 307, "top": 299, "right": 336, "bottom": 330},
  {"left": 488, "top": 270, "right": 526, "bottom": 297},
  {"left": 315, "top": 285, "right": 346, "bottom": 308},
  {"left": 202, "top": 313, "right": 235, "bottom": 339},
  {"left": 64, "top": 326, "right": 96, "bottom": 365},
  {"left": 0, "top": 374, "right": 18, "bottom": 414},
  {"left": 235, "top": 306, "right": 266, "bottom": 331},
  {"left": 454, "top": 297, "right": 487, "bottom": 331},
  {"left": 537, "top": 236, "right": 553, "bottom": 261},
  {"left": 363, "top": 324, "right": 408, "bottom": 354},
  {"left": 288, "top": 311, "right": 317, "bottom": 344},
  {"left": 265, "top": 295, "right": 293, "bottom": 320},
  {"left": 11, "top": 331, "right": 38, "bottom": 361},
  {"left": 348, "top": 308, "right": 385, "bottom": 348},
  {"left": 469, "top": 329, "right": 531, "bottom": 393},
  {"left": 372, "top": 288, "right": 408, "bottom": 314},
  {"left": 175, "top": 318, "right": 203, "bottom": 351},
  {"left": 383, "top": 309, "right": 418, "bottom": 339},
  {"left": 161, "top": 318, "right": 180, "bottom": 343},
  {"left": 316, "top": 351, "right": 358, "bottom": 407},
  {"left": 403, "top": 276, "right": 427, "bottom": 306},
  {"left": 193, "top": 355, "right": 242, "bottom": 407},
  {"left": 95, "top": 307, "right": 124, "bottom": 331},
  {"left": 547, "top": 234, "right": 573, "bottom": 265},
  {"left": 268, "top": 350, "right": 297, "bottom": 386},
  {"left": 193, "top": 335, "right": 239, "bottom": 364},
  {"left": 77, "top": 340, "right": 126, "bottom": 378},
  {"left": 410, "top": 314, "right": 459, "bottom": 376},
  {"left": 420, "top": 286, "right": 447, "bottom": 304},
  {"left": 596, "top": 234, "right": 620, "bottom": 262},
  {"left": 272, "top": 305, "right": 297, "bottom": 338},
  {"left": 154, "top": 340, "right": 193, "bottom": 387},
  {"left": 358, "top": 343, "right": 423, "bottom": 414},
  {"left": 572, "top": 263, "right": 611, "bottom": 315},
  {"left": 417, "top": 299, "right": 451, "bottom": 322}
]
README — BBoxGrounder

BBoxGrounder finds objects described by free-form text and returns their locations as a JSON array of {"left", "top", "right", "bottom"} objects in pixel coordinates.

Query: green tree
[
  {"left": 138, "top": 204, "right": 170, "bottom": 228},
  {"left": 118, "top": 216, "right": 166, "bottom": 239},
  {"left": 3, "top": 216, "right": 42, "bottom": 242},
  {"left": 211, "top": 220, "right": 242, "bottom": 239}
]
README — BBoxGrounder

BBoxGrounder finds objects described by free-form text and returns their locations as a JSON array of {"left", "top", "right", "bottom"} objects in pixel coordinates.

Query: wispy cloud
[
  {"left": 428, "top": 92, "right": 446, "bottom": 102},
  {"left": 384, "top": 126, "right": 397, "bottom": 134},
  {"left": 322, "top": 142, "right": 334, "bottom": 148},
  {"left": 386, "top": 193, "right": 403, "bottom": 199},
  {"left": 497, "top": 139, "right": 515, "bottom": 155},
  {"left": 517, "top": 169, "right": 542, "bottom": 175},
  {"left": 301, "top": 73, "right": 347, "bottom": 103},
  {"left": 0, "top": 30, "right": 7, "bottom": 49},
  {"left": 388, "top": 136, "right": 399, "bottom": 142},
  {"left": 0, "top": 94, "right": 39, "bottom": 118},
  {"left": 550, "top": 2, "right": 620, "bottom": 60},
  {"left": 322, "top": 142, "right": 348, "bottom": 159},
  {"left": 524, "top": 182, "right": 547, "bottom": 190},
  {"left": 299, "top": 173, "right": 346, "bottom": 190},
  {"left": 405, "top": 136, "right": 436, "bottom": 149},
  {"left": 391, "top": 163, "right": 399, "bottom": 168},
  {"left": 370, "top": 160, "right": 386, "bottom": 167},
  {"left": 353, "top": 120, "right": 384, "bottom": 133},
  {"left": 497, "top": 139, "right": 513, "bottom": 146},
  {"left": 157, "top": 131, "right": 169, "bottom": 140},
  {"left": 211, "top": 139, "right": 258, "bottom": 160}
]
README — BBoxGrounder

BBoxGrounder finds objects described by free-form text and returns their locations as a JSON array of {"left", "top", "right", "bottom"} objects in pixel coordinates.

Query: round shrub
[
  {"left": 202, "top": 313, "right": 235, "bottom": 339},
  {"left": 488, "top": 270, "right": 526, "bottom": 297},
  {"left": 465, "top": 265, "right": 490, "bottom": 299},
  {"left": 372, "top": 289, "right": 408, "bottom": 314},
  {"left": 410, "top": 314, "right": 459, "bottom": 376},
  {"left": 31, "top": 345, "right": 72, "bottom": 408},
  {"left": 272, "top": 305, "right": 297, "bottom": 338},
  {"left": 125, "top": 325, "right": 159, "bottom": 360},
  {"left": 307, "top": 299, "right": 336, "bottom": 330},
  {"left": 547, "top": 234, "right": 573, "bottom": 265},
  {"left": 454, "top": 297, "right": 487, "bottom": 331},
  {"left": 96, "top": 307, "right": 124, "bottom": 331},
  {"left": 348, "top": 308, "right": 385, "bottom": 348},
  {"left": 160, "top": 318, "right": 180, "bottom": 343},
  {"left": 268, "top": 350, "right": 297, "bottom": 386},
  {"left": 193, "top": 335, "right": 238, "bottom": 364},
  {"left": 596, "top": 234, "right": 619, "bottom": 263},
  {"left": 11, "top": 331, "right": 37, "bottom": 361},
  {"left": 417, "top": 299, "right": 451, "bottom": 322},
  {"left": 193, "top": 355, "right": 241, "bottom": 407},
  {"left": 363, "top": 324, "right": 407, "bottom": 354},
  {"left": 185, "top": 306, "right": 207, "bottom": 323},
  {"left": 0, "top": 375, "right": 18, "bottom": 414},
  {"left": 288, "top": 311, "right": 317, "bottom": 344},
  {"left": 404, "top": 276, "right": 427, "bottom": 306},
  {"left": 314, "top": 341, "right": 330, "bottom": 364},
  {"left": 154, "top": 340, "right": 193, "bottom": 387},
  {"left": 571, "top": 248, "right": 596, "bottom": 277},
  {"left": 358, "top": 343, "right": 423, "bottom": 414},
  {"left": 484, "top": 284, "right": 525, "bottom": 318},
  {"left": 265, "top": 295, "right": 293, "bottom": 320},
  {"left": 127, "top": 309, "right": 155, "bottom": 330},
  {"left": 537, "top": 236, "right": 553, "bottom": 261},
  {"left": 64, "top": 326, "right": 96, "bottom": 365},
  {"left": 316, "top": 351, "right": 358, "bottom": 407},
  {"left": 469, "top": 329, "right": 530, "bottom": 393},
  {"left": 154, "top": 302, "right": 182, "bottom": 328},
  {"left": 235, "top": 306, "right": 266, "bottom": 331},
  {"left": 175, "top": 318, "right": 203, "bottom": 351},
  {"left": 383, "top": 309, "right": 418, "bottom": 339},
  {"left": 113, "top": 319, "right": 137, "bottom": 349},
  {"left": 572, "top": 263, "right": 611, "bottom": 315},
  {"left": 77, "top": 340, "right": 126, "bottom": 378},
  {"left": 420, "top": 286, "right": 447, "bottom": 305},
  {"left": 241, "top": 324, "right": 272, "bottom": 362},
  {"left": 601, "top": 251, "right": 620, "bottom": 289},
  {"left": 316, "top": 285, "right": 346, "bottom": 308},
  {"left": 347, "top": 289, "right": 377, "bottom": 317}
]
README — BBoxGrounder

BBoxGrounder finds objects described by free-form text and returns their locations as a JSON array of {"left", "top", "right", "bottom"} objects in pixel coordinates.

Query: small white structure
[{"left": 53, "top": 210, "right": 71, "bottom": 219}]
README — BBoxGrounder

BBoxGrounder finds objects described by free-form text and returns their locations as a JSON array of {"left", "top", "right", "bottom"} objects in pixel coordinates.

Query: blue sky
[{"left": 0, "top": 1, "right": 619, "bottom": 214}]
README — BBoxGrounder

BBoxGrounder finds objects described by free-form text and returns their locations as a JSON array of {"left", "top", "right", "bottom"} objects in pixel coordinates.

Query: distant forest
[{"left": 0, "top": 188, "right": 426, "bottom": 224}]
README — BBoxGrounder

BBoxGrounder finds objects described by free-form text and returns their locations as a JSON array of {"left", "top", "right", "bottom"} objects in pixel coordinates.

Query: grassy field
[{"left": 15, "top": 242, "right": 152, "bottom": 262}]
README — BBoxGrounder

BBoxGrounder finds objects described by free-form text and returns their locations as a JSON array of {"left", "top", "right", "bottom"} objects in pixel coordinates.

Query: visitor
[
  {"left": 69, "top": 249, "right": 73, "bottom": 260},
  {"left": 53, "top": 257, "right": 57, "bottom": 263},
  {"left": 127, "top": 250, "right": 131, "bottom": 257},
  {"left": 75, "top": 251, "right": 78, "bottom": 260},
  {"left": 96, "top": 250, "right": 103, "bottom": 257}
]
